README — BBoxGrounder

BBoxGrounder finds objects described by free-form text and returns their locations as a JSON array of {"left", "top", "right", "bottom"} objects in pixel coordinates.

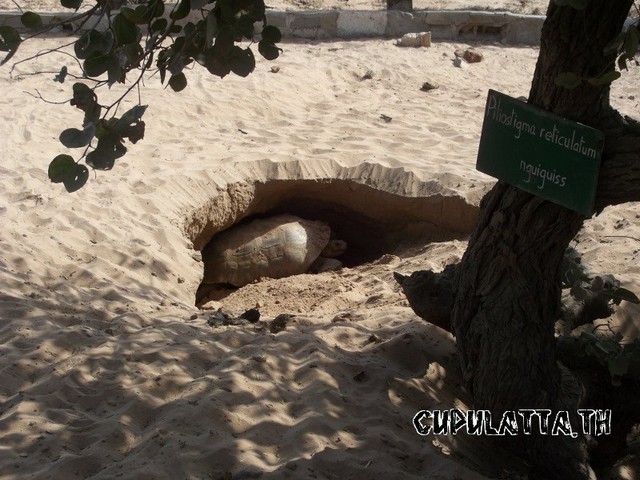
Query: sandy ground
[{"left": 1, "top": 1, "right": 640, "bottom": 480}]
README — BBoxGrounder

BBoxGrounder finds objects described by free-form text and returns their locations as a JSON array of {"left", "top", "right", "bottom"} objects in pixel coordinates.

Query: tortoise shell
[{"left": 201, "top": 214, "right": 333, "bottom": 287}]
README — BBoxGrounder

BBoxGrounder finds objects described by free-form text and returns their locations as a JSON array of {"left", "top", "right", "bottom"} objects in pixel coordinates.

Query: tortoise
[{"left": 198, "top": 214, "right": 347, "bottom": 296}]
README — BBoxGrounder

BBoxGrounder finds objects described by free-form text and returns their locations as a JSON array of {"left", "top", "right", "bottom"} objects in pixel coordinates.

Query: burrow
[{"left": 183, "top": 164, "right": 481, "bottom": 305}]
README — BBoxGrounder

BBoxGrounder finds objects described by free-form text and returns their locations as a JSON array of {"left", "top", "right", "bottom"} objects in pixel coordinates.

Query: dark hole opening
[{"left": 264, "top": 198, "right": 391, "bottom": 267}]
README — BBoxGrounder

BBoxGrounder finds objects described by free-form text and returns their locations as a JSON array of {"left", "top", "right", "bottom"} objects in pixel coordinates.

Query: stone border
[
  {"left": 268, "top": 10, "right": 545, "bottom": 44},
  {"left": 0, "top": 9, "right": 545, "bottom": 44}
]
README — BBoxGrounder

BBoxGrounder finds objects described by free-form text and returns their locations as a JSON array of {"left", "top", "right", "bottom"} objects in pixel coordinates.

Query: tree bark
[
  {"left": 386, "top": 0, "right": 412, "bottom": 11},
  {"left": 528, "top": 0, "right": 640, "bottom": 210},
  {"left": 450, "top": 1, "right": 636, "bottom": 477}
]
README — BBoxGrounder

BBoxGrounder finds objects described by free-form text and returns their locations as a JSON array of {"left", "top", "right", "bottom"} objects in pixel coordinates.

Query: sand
[{"left": 1, "top": 2, "right": 640, "bottom": 479}]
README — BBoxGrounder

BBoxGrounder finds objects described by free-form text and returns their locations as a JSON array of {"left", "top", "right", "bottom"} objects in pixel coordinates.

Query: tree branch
[
  {"left": 19, "top": 4, "right": 102, "bottom": 43},
  {"left": 24, "top": 89, "right": 69, "bottom": 105},
  {"left": 394, "top": 267, "right": 455, "bottom": 332},
  {"left": 10, "top": 39, "right": 83, "bottom": 79},
  {"left": 595, "top": 111, "right": 640, "bottom": 210}
]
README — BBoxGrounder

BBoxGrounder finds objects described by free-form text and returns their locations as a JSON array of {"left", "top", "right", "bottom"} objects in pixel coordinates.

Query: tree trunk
[
  {"left": 386, "top": 0, "right": 412, "bottom": 11},
  {"left": 451, "top": 1, "right": 635, "bottom": 477}
]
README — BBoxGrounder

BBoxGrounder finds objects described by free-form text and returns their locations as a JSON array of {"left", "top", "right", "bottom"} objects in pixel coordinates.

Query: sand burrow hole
[{"left": 183, "top": 162, "right": 480, "bottom": 305}]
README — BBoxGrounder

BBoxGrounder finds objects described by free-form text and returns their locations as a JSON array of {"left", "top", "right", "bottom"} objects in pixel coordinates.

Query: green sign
[{"left": 476, "top": 89, "right": 604, "bottom": 216}]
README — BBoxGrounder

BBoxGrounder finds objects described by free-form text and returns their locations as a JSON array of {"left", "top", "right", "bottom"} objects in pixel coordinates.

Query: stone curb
[
  {"left": 268, "top": 10, "right": 546, "bottom": 44},
  {"left": 0, "top": 8, "right": 546, "bottom": 44}
]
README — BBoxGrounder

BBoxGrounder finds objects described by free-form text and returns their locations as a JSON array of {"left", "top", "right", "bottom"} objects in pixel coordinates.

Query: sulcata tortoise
[{"left": 198, "top": 214, "right": 347, "bottom": 294}]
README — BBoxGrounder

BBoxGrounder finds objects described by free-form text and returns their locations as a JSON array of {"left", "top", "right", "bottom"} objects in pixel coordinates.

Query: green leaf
[
  {"left": 107, "top": 58, "right": 123, "bottom": 86},
  {"left": 0, "top": 26, "right": 22, "bottom": 66},
  {"left": 143, "top": 0, "right": 166, "bottom": 22},
  {"left": 75, "top": 30, "right": 113, "bottom": 60},
  {"left": 48, "top": 154, "right": 88, "bottom": 192},
  {"left": 84, "top": 53, "right": 112, "bottom": 77},
  {"left": 121, "top": 7, "right": 145, "bottom": 25},
  {"left": 151, "top": 18, "right": 168, "bottom": 33},
  {"left": 86, "top": 134, "right": 126, "bottom": 170},
  {"left": 258, "top": 40, "right": 281, "bottom": 61},
  {"left": 203, "top": 48, "right": 229, "bottom": 78},
  {"left": 129, "top": 0, "right": 165, "bottom": 23},
  {"left": 125, "top": 121, "right": 145, "bottom": 144},
  {"left": 159, "top": 64, "right": 167, "bottom": 84},
  {"left": 59, "top": 123, "right": 96, "bottom": 148},
  {"left": 570, "top": 285, "right": 590, "bottom": 302},
  {"left": 623, "top": 25, "right": 640, "bottom": 60},
  {"left": 48, "top": 154, "right": 76, "bottom": 183},
  {"left": 170, "top": 0, "right": 191, "bottom": 20},
  {"left": 603, "top": 32, "right": 625, "bottom": 56},
  {"left": 63, "top": 164, "right": 89, "bottom": 192},
  {"left": 588, "top": 70, "right": 621, "bottom": 86},
  {"left": 618, "top": 54, "right": 629, "bottom": 71},
  {"left": 606, "top": 287, "right": 640, "bottom": 305},
  {"left": 261, "top": 25, "right": 281, "bottom": 44},
  {"left": 555, "top": 72, "right": 582, "bottom": 89},
  {"left": 168, "top": 72, "right": 187, "bottom": 92},
  {"left": 54, "top": 66, "right": 68, "bottom": 83},
  {"left": 114, "top": 105, "right": 148, "bottom": 133},
  {"left": 229, "top": 47, "right": 255, "bottom": 77},
  {"left": 70, "top": 84, "right": 101, "bottom": 126},
  {"left": 0, "top": 26, "right": 21, "bottom": 51},
  {"left": 60, "top": 0, "right": 82, "bottom": 9},
  {"left": 21, "top": 12, "right": 43, "bottom": 29},
  {"left": 123, "top": 43, "right": 144, "bottom": 69},
  {"left": 71, "top": 82, "right": 92, "bottom": 100},
  {"left": 113, "top": 14, "right": 139, "bottom": 47}
]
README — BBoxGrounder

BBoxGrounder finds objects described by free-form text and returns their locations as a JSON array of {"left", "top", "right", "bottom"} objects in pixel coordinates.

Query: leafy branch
[
  {"left": 557, "top": 332, "right": 640, "bottom": 386},
  {"left": 559, "top": 249, "right": 640, "bottom": 386},
  {"left": 561, "top": 250, "right": 640, "bottom": 306},
  {"left": 554, "top": 1, "right": 640, "bottom": 89},
  {"left": 1, "top": 0, "right": 282, "bottom": 192}
]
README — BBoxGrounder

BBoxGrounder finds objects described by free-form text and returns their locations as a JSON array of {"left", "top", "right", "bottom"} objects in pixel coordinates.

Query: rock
[
  {"left": 207, "top": 308, "right": 234, "bottom": 326},
  {"left": 420, "top": 81, "right": 439, "bottom": 91},
  {"left": 360, "top": 69, "right": 374, "bottom": 80},
  {"left": 395, "top": 32, "right": 431, "bottom": 48},
  {"left": 464, "top": 50, "right": 484, "bottom": 63},
  {"left": 270, "top": 66, "right": 280, "bottom": 73},
  {"left": 353, "top": 371, "right": 369, "bottom": 382},
  {"left": 452, "top": 57, "right": 467, "bottom": 69},
  {"left": 269, "top": 313, "right": 291, "bottom": 333},
  {"left": 239, "top": 308, "right": 261, "bottom": 323},
  {"left": 454, "top": 48, "right": 483, "bottom": 63}
]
